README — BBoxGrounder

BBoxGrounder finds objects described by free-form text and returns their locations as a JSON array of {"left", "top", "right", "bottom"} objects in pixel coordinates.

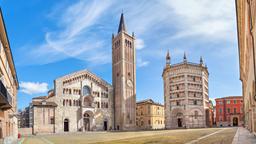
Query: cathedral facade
[
  {"left": 30, "top": 13, "right": 136, "bottom": 134},
  {"left": 31, "top": 70, "right": 114, "bottom": 133},
  {"left": 163, "top": 51, "right": 210, "bottom": 129}
]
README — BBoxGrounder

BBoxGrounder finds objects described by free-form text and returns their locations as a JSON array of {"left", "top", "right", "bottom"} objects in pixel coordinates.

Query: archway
[
  {"left": 176, "top": 112, "right": 183, "bottom": 128},
  {"left": 233, "top": 117, "right": 238, "bottom": 126},
  {"left": 84, "top": 113, "right": 90, "bottom": 131},
  {"left": 178, "top": 118, "right": 183, "bottom": 127},
  {"left": 104, "top": 120, "right": 108, "bottom": 131},
  {"left": 64, "top": 119, "right": 69, "bottom": 132}
]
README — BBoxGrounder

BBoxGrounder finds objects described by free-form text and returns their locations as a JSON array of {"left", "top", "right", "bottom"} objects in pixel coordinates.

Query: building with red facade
[{"left": 215, "top": 96, "right": 243, "bottom": 127}]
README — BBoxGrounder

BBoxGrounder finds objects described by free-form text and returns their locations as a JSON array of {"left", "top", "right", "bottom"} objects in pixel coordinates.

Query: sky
[{"left": 0, "top": 0, "right": 241, "bottom": 110}]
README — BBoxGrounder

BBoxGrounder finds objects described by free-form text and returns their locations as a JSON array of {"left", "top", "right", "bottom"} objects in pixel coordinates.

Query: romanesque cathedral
[{"left": 30, "top": 13, "right": 136, "bottom": 133}]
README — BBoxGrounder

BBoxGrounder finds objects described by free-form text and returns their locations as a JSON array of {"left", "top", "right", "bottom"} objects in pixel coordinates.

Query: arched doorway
[
  {"left": 64, "top": 119, "right": 69, "bottom": 132},
  {"left": 233, "top": 117, "right": 238, "bottom": 126},
  {"left": 84, "top": 113, "right": 90, "bottom": 131},
  {"left": 103, "top": 120, "right": 108, "bottom": 131},
  {"left": 176, "top": 112, "right": 183, "bottom": 128},
  {"left": 178, "top": 118, "right": 183, "bottom": 127}
]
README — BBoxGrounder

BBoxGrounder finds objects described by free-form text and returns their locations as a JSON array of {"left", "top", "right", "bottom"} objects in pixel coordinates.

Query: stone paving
[
  {"left": 17, "top": 127, "right": 256, "bottom": 144},
  {"left": 232, "top": 127, "right": 256, "bottom": 144}
]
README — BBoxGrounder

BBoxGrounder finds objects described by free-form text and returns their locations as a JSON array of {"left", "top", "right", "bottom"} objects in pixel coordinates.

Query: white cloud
[
  {"left": 137, "top": 58, "right": 149, "bottom": 67},
  {"left": 19, "top": 0, "right": 112, "bottom": 65},
  {"left": 163, "top": 0, "right": 235, "bottom": 41},
  {"left": 136, "top": 38, "right": 145, "bottom": 50},
  {"left": 17, "top": 0, "right": 237, "bottom": 66},
  {"left": 20, "top": 81, "right": 49, "bottom": 95}
]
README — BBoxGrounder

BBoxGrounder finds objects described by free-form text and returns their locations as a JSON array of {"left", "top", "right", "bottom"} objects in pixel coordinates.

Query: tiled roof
[{"left": 136, "top": 99, "right": 163, "bottom": 106}]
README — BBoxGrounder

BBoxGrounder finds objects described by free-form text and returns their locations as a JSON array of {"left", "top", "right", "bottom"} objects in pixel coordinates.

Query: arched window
[
  {"left": 69, "top": 100, "right": 72, "bottom": 106},
  {"left": 63, "top": 100, "right": 65, "bottom": 106},
  {"left": 195, "top": 111, "right": 198, "bottom": 119},
  {"left": 194, "top": 100, "right": 197, "bottom": 105},
  {"left": 83, "top": 86, "right": 91, "bottom": 96},
  {"left": 66, "top": 99, "right": 68, "bottom": 106}
]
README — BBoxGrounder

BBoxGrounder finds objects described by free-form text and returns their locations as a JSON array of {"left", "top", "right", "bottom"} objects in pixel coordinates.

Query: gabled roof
[{"left": 55, "top": 69, "right": 112, "bottom": 87}]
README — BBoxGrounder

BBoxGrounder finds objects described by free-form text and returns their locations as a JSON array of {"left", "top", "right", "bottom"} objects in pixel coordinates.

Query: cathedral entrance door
[
  {"left": 84, "top": 113, "right": 91, "bottom": 131},
  {"left": 104, "top": 121, "right": 108, "bottom": 131},
  {"left": 84, "top": 118, "right": 90, "bottom": 131},
  {"left": 178, "top": 118, "right": 182, "bottom": 127}
]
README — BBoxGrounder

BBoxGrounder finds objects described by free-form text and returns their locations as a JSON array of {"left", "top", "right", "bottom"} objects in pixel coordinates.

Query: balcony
[{"left": 0, "top": 81, "right": 12, "bottom": 110}]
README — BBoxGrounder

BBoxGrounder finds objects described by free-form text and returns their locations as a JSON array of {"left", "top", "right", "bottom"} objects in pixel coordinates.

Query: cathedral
[{"left": 30, "top": 13, "right": 136, "bottom": 133}]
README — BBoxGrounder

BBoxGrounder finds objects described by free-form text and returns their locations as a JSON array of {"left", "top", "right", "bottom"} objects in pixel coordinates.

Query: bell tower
[{"left": 112, "top": 13, "right": 136, "bottom": 130}]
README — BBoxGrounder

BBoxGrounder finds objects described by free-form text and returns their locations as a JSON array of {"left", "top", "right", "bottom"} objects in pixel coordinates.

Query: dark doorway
[
  {"left": 84, "top": 118, "right": 90, "bottom": 131},
  {"left": 117, "top": 125, "right": 119, "bottom": 130},
  {"left": 84, "top": 113, "right": 90, "bottom": 131},
  {"left": 64, "top": 119, "right": 69, "bottom": 132},
  {"left": 104, "top": 121, "right": 108, "bottom": 131},
  {"left": 233, "top": 117, "right": 238, "bottom": 126},
  {"left": 178, "top": 118, "right": 182, "bottom": 127}
]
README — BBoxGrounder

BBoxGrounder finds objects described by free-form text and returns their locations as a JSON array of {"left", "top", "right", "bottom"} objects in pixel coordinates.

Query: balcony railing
[{"left": 0, "top": 80, "right": 12, "bottom": 110}]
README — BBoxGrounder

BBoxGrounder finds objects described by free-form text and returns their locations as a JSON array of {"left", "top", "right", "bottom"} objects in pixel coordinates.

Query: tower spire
[
  {"left": 166, "top": 50, "right": 171, "bottom": 66},
  {"left": 183, "top": 52, "right": 187, "bottom": 62},
  {"left": 200, "top": 56, "right": 204, "bottom": 65},
  {"left": 118, "top": 13, "right": 126, "bottom": 33}
]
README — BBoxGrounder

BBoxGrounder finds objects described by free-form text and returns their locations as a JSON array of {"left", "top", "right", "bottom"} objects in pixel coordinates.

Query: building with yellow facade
[
  {"left": 136, "top": 99, "right": 165, "bottom": 130},
  {"left": 236, "top": 0, "right": 256, "bottom": 135},
  {"left": 0, "top": 8, "right": 19, "bottom": 143}
]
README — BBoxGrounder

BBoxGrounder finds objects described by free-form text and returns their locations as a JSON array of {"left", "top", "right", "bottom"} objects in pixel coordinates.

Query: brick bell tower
[{"left": 112, "top": 13, "right": 136, "bottom": 130}]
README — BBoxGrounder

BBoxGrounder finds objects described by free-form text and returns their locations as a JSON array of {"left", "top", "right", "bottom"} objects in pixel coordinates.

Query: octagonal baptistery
[
  {"left": 54, "top": 69, "right": 113, "bottom": 133},
  {"left": 163, "top": 51, "right": 210, "bottom": 129}
]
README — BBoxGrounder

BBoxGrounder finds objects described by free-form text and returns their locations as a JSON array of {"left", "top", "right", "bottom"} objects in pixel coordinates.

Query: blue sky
[{"left": 0, "top": 0, "right": 241, "bottom": 110}]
